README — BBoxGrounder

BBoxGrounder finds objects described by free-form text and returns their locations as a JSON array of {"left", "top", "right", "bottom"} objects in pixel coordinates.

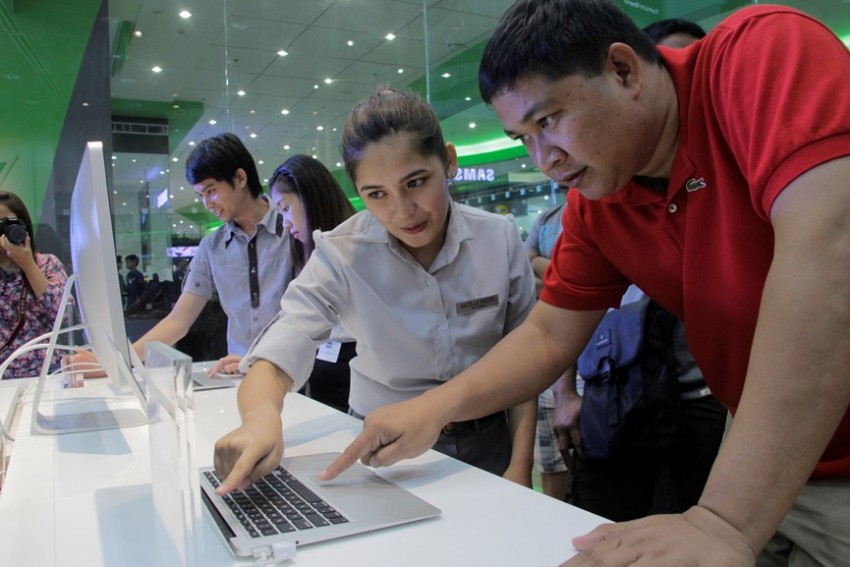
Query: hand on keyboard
[{"left": 214, "top": 409, "right": 284, "bottom": 495}]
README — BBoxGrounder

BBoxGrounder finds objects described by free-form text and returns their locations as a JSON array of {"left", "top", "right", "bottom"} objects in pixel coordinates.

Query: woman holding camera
[{"left": 0, "top": 191, "right": 69, "bottom": 379}]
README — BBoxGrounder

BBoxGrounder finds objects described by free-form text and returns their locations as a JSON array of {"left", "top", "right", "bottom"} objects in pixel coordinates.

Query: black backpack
[{"left": 576, "top": 297, "right": 682, "bottom": 461}]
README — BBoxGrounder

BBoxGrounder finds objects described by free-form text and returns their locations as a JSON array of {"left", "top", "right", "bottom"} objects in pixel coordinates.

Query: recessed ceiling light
[
  {"left": 347, "top": 40, "right": 354, "bottom": 46},
  {"left": 237, "top": 90, "right": 246, "bottom": 96},
  {"left": 441, "top": 72, "right": 451, "bottom": 78},
  {"left": 173, "top": 103, "right": 180, "bottom": 108},
  {"left": 397, "top": 68, "right": 404, "bottom": 74},
  {"left": 258, "top": 160, "right": 264, "bottom": 165},
  {"left": 281, "top": 109, "right": 290, "bottom": 115},
  {"left": 172, "top": 157, "right": 178, "bottom": 162},
  {"left": 189, "top": 141, "right": 195, "bottom": 146},
  {"left": 249, "top": 133, "right": 257, "bottom": 138},
  {"left": 336, "top": 162, "right": 342, "bottom": 167},
  {"left": 250, "top": 109, "right": 256, "bottom": 114},
  {"left": 313, "top": 84, "right": 319, "bottom": 89},
  {"left": 465, "top": 96, "right": 471, "bottom": 101},
  {"left": 283, "top": 144, "right": 290, "bottom": 150},
  {"left": 324, "top": 78, "right": 333, "bottom": 84},
  {"left": 179, "top": 10, "right": 191, "bottom": 19},
  {"left": 312, "top": 154, "right": 318, "bottom": 159},
  {"left": 385, "top": 33, "right": 396, "bottom": 41},
  {"left": 152, "top": 65, "right": 163, "bottom": 73},
  {"left": 468, "top": 122, "right": 476, "bottom": 129},
  {"left": 277, "top": 49, "right": 288, "bottom": 57},
  {"left": 82, "top": 102, "right": 89, "bottom": 107},
  {"left": 133, "top": 30, "right": 142, "bottom": 38},
  {"left": 209, "top": 119, "right": 217, "bottom": 125},
  {"left": 316, "top": 126, "right": 324, "bottom": 131}
]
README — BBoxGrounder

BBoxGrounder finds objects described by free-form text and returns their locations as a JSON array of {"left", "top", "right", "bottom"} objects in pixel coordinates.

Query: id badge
[{"left": 316, "top": 340, "right": 342, "bottom": 363}]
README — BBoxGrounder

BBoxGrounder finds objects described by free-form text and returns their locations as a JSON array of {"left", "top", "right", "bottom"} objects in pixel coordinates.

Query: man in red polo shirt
[{"left": 316, "top": 1, "right": 850, "bottom": 564}]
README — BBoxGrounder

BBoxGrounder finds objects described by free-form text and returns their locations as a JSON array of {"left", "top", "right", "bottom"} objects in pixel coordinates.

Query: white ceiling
[
  {"left": 106, "top": 0, "right": 850, "bottom": 227},
  {"left": 107, "top": 0, "right": 519, "bottom": 217}
]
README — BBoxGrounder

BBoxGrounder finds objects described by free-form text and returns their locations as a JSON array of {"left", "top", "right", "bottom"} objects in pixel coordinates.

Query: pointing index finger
[{"left": 318, "top": 432, "right": 383, "bottom": 480}]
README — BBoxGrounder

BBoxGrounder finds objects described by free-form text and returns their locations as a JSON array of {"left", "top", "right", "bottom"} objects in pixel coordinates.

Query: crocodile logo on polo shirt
[{"left": 686, "top": 178, "right": 706, "bottom": 192}]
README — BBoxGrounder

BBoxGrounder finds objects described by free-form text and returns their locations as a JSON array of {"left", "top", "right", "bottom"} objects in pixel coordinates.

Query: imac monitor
[{"left": 69, "top": 141, "right": 135, "bottom": 393}]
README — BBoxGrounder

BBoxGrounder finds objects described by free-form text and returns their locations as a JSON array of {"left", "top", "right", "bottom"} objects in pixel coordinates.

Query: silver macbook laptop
[
  {"left": 140, "top": 342, "right": 440, "bottom": 560},
  {"left": 199, "top": 452, "right": 441, "bottom": 559}
]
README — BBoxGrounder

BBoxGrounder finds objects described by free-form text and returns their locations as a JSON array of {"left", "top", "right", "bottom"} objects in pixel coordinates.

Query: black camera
[{"left": 0, "top": 217, "right": 27, "bottom": 245}]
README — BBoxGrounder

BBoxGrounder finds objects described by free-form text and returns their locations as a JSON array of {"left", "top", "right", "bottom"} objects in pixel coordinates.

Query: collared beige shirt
[{"left": 243, "top": 200, "right": 535, "bottom": 415}]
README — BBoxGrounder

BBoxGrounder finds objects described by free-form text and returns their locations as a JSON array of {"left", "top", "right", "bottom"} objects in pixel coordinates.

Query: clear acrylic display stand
[
  {"left": 10, "top": 274, "right": 148, "bottom": 435},
  {"left": 145, "top": 341, "right": 200, "bottom": 567}
]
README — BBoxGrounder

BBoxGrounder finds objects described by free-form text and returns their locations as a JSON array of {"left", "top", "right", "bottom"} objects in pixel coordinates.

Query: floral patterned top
[{"left": 0, "top": 253, "right": 69, "bottom": 378}]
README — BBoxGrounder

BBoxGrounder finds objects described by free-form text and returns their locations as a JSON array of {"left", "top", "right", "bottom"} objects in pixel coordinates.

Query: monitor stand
[{"left": 20, "top": 274, "right": 149, "bottom": 435}]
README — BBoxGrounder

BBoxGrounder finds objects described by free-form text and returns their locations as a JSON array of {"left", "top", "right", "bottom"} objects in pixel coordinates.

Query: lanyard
[{"left": 247, "top": 234, "right": 259, "bottom": 309}]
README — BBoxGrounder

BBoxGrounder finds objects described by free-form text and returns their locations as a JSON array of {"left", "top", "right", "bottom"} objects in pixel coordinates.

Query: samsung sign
[{"left": 454, "top": 167, "right": 496, "bottom": 182}]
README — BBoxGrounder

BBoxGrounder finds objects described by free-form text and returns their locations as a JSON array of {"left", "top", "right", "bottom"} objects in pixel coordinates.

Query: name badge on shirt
[
  {"left": 316, "top": 340, "right": 342, "bottom": 363},
  {"left": 456, "top": 295, "right": 499, "bottom": 315}
]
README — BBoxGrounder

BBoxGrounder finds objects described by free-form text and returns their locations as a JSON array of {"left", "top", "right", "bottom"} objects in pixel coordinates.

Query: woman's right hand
[{"left": 213, "top": 409, "right": 283, "bottom": 495}]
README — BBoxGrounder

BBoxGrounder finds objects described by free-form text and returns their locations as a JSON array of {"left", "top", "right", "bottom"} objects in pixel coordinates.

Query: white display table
[{"left": 0, "top": 378, "right": 605, "bottom": 566}]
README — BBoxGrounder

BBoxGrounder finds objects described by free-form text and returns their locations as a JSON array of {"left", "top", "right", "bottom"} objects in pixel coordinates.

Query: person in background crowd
[
  {"left": 116, "top": 254, "right": 127, "bottom": 306},
  {"left": 643, "top": 16, "right": 707, "bottom": 47},
  {"left": 209, "top": 154, "right": 357, "bottom": 413},
  {"left": 525, "top": 192, "right": 574, "bottom": 500},
  {"left": 123, "top": 253, "right": 145, "bottom": 307}
]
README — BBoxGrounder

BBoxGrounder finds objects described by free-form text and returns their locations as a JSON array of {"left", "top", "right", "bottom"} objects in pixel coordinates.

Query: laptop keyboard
[{"left": 204, "top": 467, "right": 349, "bottom": 538}]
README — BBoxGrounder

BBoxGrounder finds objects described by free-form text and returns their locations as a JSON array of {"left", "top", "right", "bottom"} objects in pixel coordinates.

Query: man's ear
[
  {"left": 232, "top": 167, "right": 248, "bottom": 190},
  {"left": 606, "top": 42, "right": 644, "bottom": 91}
]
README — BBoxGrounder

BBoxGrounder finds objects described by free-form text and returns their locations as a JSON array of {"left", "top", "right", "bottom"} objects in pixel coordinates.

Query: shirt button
[
  {"left": 437, "top": 326, "right": 446, "bottom": 335},
  {"left": 667, "top": 203, "right": 678, "bottom": 214},
  {"left": 426, "top": 277, "right": 434, "bottom": 286}
]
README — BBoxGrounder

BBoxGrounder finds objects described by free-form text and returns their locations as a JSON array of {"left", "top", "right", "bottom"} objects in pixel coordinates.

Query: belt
[{"left": 441, "top": 411, "right": 506, "bottom": 437}]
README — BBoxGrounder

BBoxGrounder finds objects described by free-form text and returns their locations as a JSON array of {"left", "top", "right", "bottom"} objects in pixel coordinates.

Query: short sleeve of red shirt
[
  {"left": 539, "top": 189, "right": 630, "bottom": 311},
  {"left": 705, "top": 6, "right": 850, "bottom": 218}
]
